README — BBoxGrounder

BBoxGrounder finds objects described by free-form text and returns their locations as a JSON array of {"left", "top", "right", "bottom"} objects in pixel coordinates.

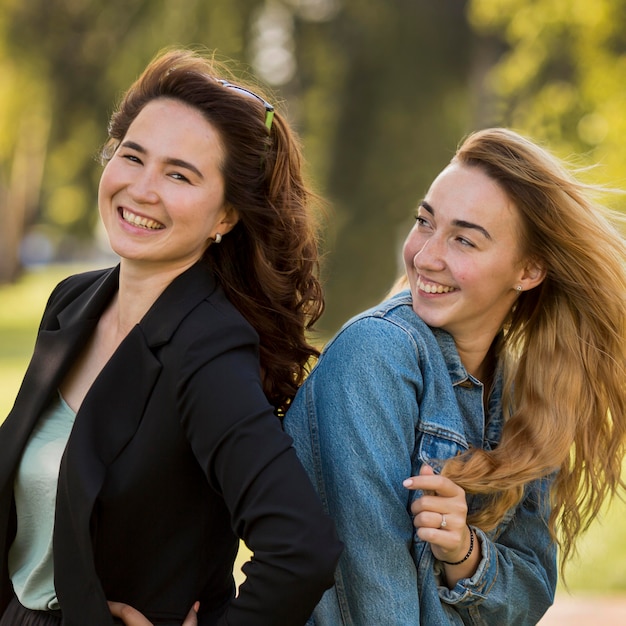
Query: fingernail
[{"left": 403, "top": 478, "right": 413, "bottom": 487}]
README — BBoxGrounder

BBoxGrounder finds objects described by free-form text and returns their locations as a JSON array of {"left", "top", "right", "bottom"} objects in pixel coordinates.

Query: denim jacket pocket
[
  {"left": 417, "top": 431, "right": 468, "bottom": 474},
  {"left": 418, "top": 433, "right": 517, "bottom": 541}
]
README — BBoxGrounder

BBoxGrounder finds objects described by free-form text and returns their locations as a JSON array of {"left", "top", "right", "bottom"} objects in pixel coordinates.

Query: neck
[
  {"left": 114, "top": 259, "right": 192, "bottom": 333},
  {"left": 454, "top": 333, "right": 498, "bottom": 383}
]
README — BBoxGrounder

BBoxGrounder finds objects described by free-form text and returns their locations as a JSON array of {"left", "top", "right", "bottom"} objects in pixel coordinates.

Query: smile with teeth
[
  {"left": 417, "top": 277, "right": 455, "bottom": 294},
  {"left": 121, "top": 208, "right": 165, "bottom": 230}
]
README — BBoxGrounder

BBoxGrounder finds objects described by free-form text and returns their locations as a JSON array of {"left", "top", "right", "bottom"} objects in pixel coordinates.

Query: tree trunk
[{"left": 0, "top": 109, "right": 51, "bottom": 284}]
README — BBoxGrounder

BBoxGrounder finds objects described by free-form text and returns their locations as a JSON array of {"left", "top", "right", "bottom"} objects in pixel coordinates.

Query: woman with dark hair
[
  {"left": 285, "top": 127, "right": 626, "bottom": 624},
  {"left": 0, "top": 48, "right": 341, "bottom": 626}
]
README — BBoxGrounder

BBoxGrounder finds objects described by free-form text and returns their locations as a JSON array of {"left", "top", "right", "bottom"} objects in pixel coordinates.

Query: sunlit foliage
[{"left": 469, "top": 0, "right": 626, "bottom": 194}]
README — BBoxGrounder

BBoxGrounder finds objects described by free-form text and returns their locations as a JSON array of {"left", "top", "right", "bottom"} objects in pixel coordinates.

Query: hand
[
  {"left": 108, "top": 600, "right": 199, "bottom": 626},
  {"left": 403, "top": 464, "right": 471, "bottom": 565}
]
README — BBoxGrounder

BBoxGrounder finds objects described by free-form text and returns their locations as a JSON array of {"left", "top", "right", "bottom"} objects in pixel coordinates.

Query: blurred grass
[
  {"left": 0, "top": 265, "right": 624, "bottom": 595},
  {"left": 0, "top": 265, "right": 87, "bottom": 416}
]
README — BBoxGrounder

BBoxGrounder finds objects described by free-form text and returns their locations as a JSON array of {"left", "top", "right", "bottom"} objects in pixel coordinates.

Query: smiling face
[
  {"left": 403, "top": 162, "right": 543, "bottom": 360},
  {"left": 98, "top": 98, "right": 237, "bottom": 275}
]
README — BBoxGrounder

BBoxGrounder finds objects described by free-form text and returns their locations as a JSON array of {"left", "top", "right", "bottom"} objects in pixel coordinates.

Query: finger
[
  {"left": 405, "top": 474, "right": 463, "bottom": 498},
  {"left": 402, "top": 463, "right": 435, "bottom": 486},
  {"left": 411, "top": 490, "right": 464, "bottom": 512},
  {"left": 415, "top": 524, "right": 459, "bottom": 549},
  {"left": 108, "top": 601, "right": 153, "bottom": 626},
  {"left": 420, "top": 464, "right": 435, "bottom": 477},
  {"left": 412, "top": 510, "right": 448, "bottom": 530},
  {"left": 412, "top": 491, "right": 469, "bottom": 522},
  {"left": 418, "top": 523, "right": 473, "bottom": 564},
  {"left": 403, "top": 464, "right": 436, "bottom": 491},
  {"left": 182, "top": 602, "right": 200, "bottom": 626},
  {"left": 416, "top": 464, "right": 437, "bottom": 494}
]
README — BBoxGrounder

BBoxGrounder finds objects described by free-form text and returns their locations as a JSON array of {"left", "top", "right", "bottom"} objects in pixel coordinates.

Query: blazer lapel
[
  {"left": 0, "top": 268, "right": 120, "bottom": 493},
  {"left": 0, "top": 267, "right": 118, "bottom": 620},
  {"left": 0, "top": 319, "right": 96, "bottom": 615},
  {"left": 54, "top": 325, "right": 163, "bottom": 626},
  {"left": 55, "top": 259, "right": 217, "bottom": 476}
]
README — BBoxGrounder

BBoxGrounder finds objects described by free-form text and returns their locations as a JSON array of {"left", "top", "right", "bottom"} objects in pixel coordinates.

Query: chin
[{"left": 411, "top": 307, "right": 443, "bottom": 329}]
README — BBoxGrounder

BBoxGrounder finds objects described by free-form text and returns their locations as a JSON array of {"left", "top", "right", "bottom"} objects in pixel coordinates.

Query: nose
[
  {"left": 412, "top": 234, "right": 446, "bottom": 272},
  {"left": 128, "top": 168, "right": 160, "bottom": 204}
]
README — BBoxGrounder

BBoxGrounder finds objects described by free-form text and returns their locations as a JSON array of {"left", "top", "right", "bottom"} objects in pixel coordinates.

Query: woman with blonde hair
[{"left": 285, "top": 127, "right": 626, "bottom": 624}]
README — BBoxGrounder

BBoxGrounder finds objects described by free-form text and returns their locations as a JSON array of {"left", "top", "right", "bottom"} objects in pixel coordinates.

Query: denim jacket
[{"left": 284, "top": 291, "right": 556, "bottom": 625}]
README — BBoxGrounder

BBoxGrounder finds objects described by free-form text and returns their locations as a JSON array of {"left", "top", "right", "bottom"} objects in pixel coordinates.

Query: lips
[
  {"left": 121, "top": 208, "right": 165, "bottom": 230},
  {"left": 417, "top": 277, "right": 456, "bottom": 294}
]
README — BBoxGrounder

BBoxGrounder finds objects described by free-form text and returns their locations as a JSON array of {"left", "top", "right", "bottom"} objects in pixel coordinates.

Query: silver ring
[{"left": 440, "top": 514, "right": 447, "bottom": 529}]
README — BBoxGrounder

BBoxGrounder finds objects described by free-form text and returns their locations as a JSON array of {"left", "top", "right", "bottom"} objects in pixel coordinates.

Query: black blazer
[{"left": 0, "top": 262, "right": 341, "bottom": 626}]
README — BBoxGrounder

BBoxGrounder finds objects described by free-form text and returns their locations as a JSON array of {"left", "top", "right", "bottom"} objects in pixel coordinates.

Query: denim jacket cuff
[{"left": 436, "top": 527, "right": 497, "bottom": 606}]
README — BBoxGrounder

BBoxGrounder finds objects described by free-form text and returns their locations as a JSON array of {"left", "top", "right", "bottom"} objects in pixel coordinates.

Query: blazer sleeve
[{"left": 176, "top": 302, "right": 342, "bottom": 626}]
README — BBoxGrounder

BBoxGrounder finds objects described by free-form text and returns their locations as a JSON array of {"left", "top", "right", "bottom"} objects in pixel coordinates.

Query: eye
[
  {"left": 169, "top": 171, "right": 191, "bottom": 183},
  {"left": 120, "top": 152, "right": 142, "bottom": 164},
  {"left": 415, "top": 214, "right": 432, "bottom": 229},
  {"left": 456, "top": 236, "right": 475, "bottom": 248}
]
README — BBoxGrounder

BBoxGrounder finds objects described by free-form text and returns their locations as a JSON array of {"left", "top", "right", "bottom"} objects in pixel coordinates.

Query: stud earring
[
  {"left": 214, "top": 233, "right": 222, "bottom": 244},
  {"left": 515, "top": 285, "right": 522, "bottom": 292}
]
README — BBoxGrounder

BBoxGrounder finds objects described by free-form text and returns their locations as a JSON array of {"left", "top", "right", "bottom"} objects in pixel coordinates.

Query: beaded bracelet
[{"left": 441, "top": 526, "right": 474, "bottom": 566}]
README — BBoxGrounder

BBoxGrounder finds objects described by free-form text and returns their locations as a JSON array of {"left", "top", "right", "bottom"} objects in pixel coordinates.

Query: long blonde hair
[{"left": 408, "top": 128, "right": 626, "bottom": 571}]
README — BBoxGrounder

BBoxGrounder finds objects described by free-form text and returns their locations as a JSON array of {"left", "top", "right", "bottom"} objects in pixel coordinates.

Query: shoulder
[
  {"left": 41, "top": 267, "right": 116, "bottom": 323},
  {"left": 302, "top": 291, "right": 442, "bottom": 393},
  {"left": 139, "top": 262, "right": 259, "bottom": 355},
  {"left": 180, "top": 283, "right": 258, "bottom": 344},
  {"left": 166, "top": 283, "right": 261, "bottom": 379},
  {"left": 323, "top": 290, "right": 436, "bottom": 358},
  {"left": 49, "top": 268, "right": 113, "bottom": 303}
]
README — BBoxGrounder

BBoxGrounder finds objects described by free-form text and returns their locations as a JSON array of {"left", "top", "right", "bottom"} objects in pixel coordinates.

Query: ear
[
  {"left": 215, "top": 204, "right": 239, "bottom": 237},
  {"left": 518, "top": 258, "right": 546, "bottom": 291}
]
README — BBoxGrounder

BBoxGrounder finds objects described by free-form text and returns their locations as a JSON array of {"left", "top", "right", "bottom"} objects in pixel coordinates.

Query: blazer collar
[
  {"left": 0, "top": 272, "right": 117, "bottom": 492},
  {"left": 55, "top": 259, "right": 218, "bottom": 341},
  {"left": 56, "top": 265, "right": 120, "bottom": 328},
  {"left": 138, "top": 259, "right": 218, "bottom": 347}
]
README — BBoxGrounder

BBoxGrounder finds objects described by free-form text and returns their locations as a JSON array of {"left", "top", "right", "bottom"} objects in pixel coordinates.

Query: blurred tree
[
  {"left": 289, "top": 0, "right": 473, "bottom": 332},
  {"left": 0, "top": 4, "right": 52, "bottom": 281},
  {"left": 468, "top": 0, "right": 626, "bottom": 188},
  {"left": 2, "top": 0, "right": 624, "bottom": 338},
  {"left": 0, "top": 0, "right": 265, "bottom": 281}
]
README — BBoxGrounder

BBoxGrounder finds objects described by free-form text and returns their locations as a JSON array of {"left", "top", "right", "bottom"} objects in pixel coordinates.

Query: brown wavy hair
[
  {"left": 391, "top": 128, "right": 626, "bottom": 572},
  {"left": 101, "top": 48, "right": 324, "bottom": 416}
]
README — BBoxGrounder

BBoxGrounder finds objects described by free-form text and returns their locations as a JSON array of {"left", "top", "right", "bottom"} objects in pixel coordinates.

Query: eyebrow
[
  {"left": 419, "top": 200, "right": 492, "bottom": 241},
  {"left": 121, "top": 140, "right": 204, "bottom": 180}
]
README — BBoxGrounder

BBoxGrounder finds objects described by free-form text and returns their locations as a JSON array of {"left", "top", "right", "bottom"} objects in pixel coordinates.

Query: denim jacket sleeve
[
  {"left": 284, "top": 307, "right": 557, "bottom": 625},
  {"left": 285, "top": 314, "right": 425, "bottom": 625}
]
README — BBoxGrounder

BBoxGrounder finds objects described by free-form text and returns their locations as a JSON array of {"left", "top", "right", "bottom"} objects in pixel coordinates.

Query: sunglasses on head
[{"left": 216, "top": 79, "right": 275, "bottom": 132}]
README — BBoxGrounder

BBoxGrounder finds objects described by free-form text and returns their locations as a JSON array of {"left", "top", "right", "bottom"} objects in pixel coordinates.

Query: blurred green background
[
  {"left": 2, "top": 0, "right": 626, "bottom": 332},
  {"left": 0, "top": 0, "right": 625, "bottom": 602}
]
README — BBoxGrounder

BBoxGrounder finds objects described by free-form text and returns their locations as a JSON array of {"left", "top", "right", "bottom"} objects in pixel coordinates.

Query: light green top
[{"left": 8, "top": 392, "right": 75, "bottom": 611}]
